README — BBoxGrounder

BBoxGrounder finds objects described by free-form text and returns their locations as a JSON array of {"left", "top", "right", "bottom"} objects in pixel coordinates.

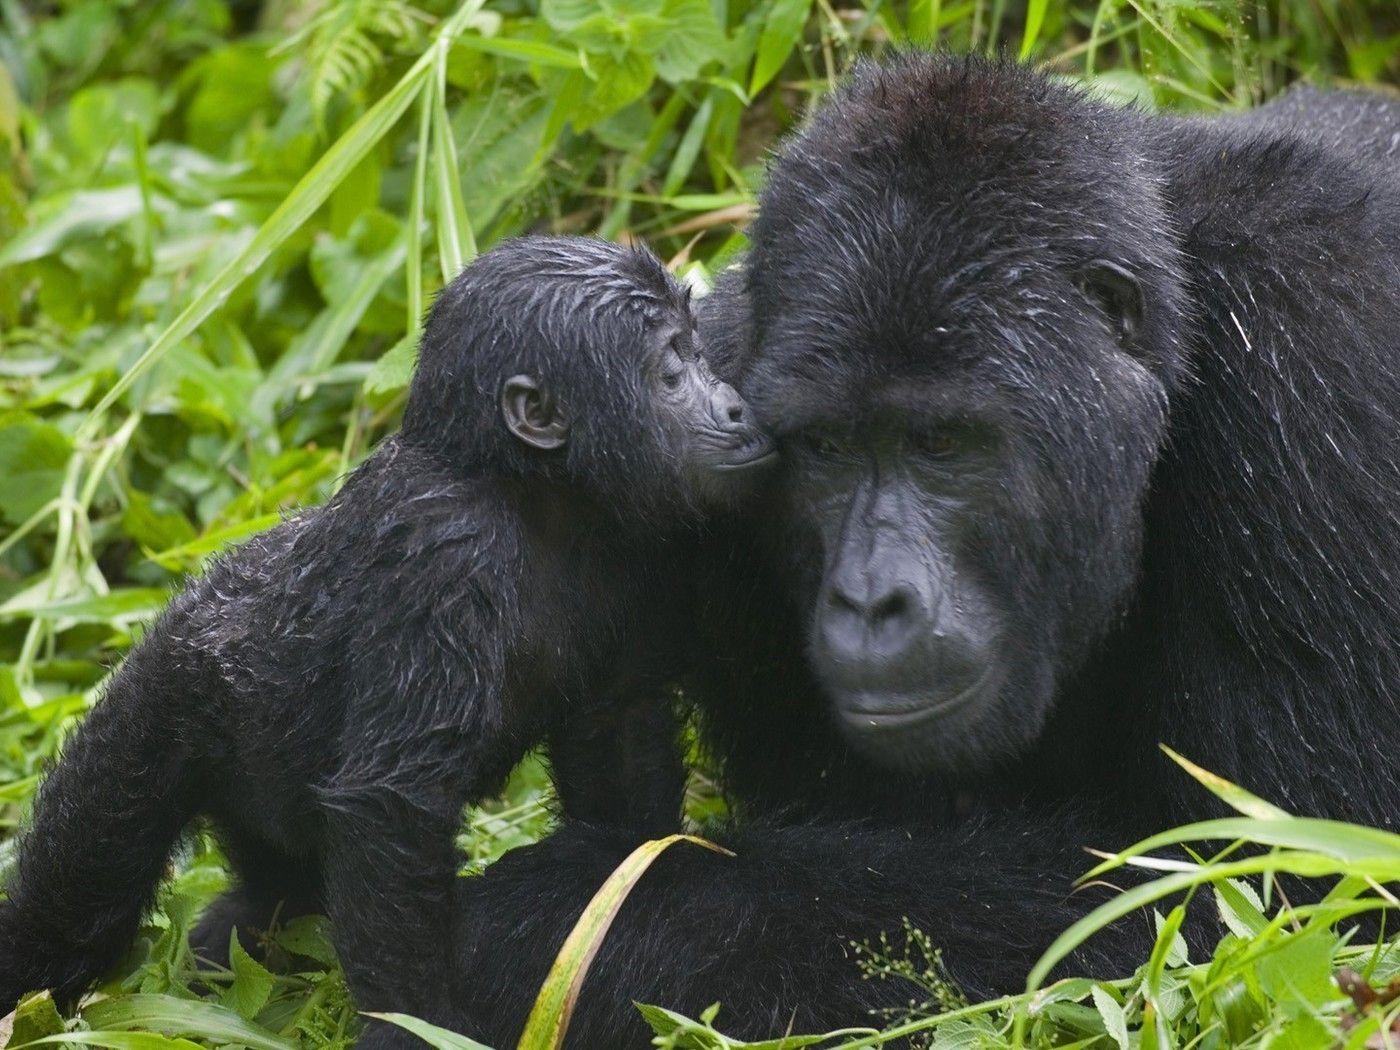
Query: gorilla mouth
[
  {"left": 711, "top": 434, "right": 778, "bottom": 471},
  {"left": 836, "top": 669, "right": 997, "bottom": 733}
]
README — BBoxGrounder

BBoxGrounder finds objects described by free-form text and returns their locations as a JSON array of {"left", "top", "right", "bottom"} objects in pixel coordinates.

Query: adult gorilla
[{"left": 452, "top": 56, "right": 1400, "bottom": 1045}]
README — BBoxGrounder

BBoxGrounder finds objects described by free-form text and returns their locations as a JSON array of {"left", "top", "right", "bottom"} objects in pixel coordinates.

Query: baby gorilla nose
[
  {"left": 704, "top": 381, "right": 776, "bottom": 471},
  {"left": 712, "top": 384, "right": 747, "bottom": 425}
]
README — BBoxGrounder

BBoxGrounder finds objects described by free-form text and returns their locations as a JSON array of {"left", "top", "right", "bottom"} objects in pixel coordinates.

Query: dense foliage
[{"left": 1, "top": 1, "right": 1398, "bottom": 1047}]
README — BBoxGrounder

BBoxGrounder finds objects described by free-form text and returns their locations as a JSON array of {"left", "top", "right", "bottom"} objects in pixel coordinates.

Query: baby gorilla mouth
[{"left": 711, "top": 431, "right": 778, "bottom": 471}]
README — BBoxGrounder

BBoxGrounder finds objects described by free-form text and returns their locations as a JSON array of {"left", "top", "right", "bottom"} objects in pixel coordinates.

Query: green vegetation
[{"left": 1, "top": 1, "right": 1397, "bottom": 1047}]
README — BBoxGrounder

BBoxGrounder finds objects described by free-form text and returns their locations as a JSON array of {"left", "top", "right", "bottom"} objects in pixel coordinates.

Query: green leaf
[
  {"left": 365, "top": 1014, "right": 495, "bottom": 1050},
  {"left": 573, "top": 51, "right": 656, "bottom": 130},
  {"left": 430, "top": 65, "right": 476, "bottom": 281},
  {"left": 145, "top": 515, "right": 281, "bottom": 572},
  {"left": 1216, "top": 878, "right": 1269, "bottom": 938},
  {"left": 81, "top": 995, "right": 295, "bottom": 1050},
  {"left": 450, "top": 36, "right": 584, "bottom": 69},
  {"left": 0, "top": 187, "right": 148, "bottom": 268},
  {"left": 10, "top": 1033, "right": 205, "bottom": 1050},
  {"left": 1018, "top": 0, "right": 1049, "bottom": 59},
  {"left": 749, "top": 0, "right": 811, "bottom": 97},
  {"left": 518, "top": 835, "right": 733, "bottom": 1050},
  {"left": 7, "top": 991, "right": 66, "bottom": 1048},
  {"left": 1090, "top": 986, "right": 1129, "bottom": 1050},
  {"left": 365, "top": 333, "right": 419, "bottom": 395},
  {"left": 1255, "top": 931, "right": 1341, "bottom": 1011},
  {"left": 222, "top": 931, "right": 275, "bottom": 1020},
  {"left": 0, "top": 412, "right": 72, "bottom": 524},
  {"left": 650, "top": 0, "right": 727, "bottom": 83},
  {"left": 275, "top": 915, "right": 340, "bottom": 967},
  {"left": 1161, "top": 747, "right": 1293, "bottom": 819},
  {"left": 0, "top": 588, "right": 168, "bottom": 626},
  {"left": 77, "top": 0, "right": 490, "bottom": 440},
  {"left": 121, "top": 492, "right": 196, "bottom": 555}
]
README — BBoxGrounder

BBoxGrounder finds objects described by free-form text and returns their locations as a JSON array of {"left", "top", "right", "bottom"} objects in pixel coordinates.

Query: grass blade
[
  {"left": 516, "top": 834, "right": 734, "bottom": 1050},
  {"left": 1160, "top": 745, "right": 1294, "bottom": 820},
  {"left": 365, "top": 1013, "right": 495, "bottom": 1050},
  {"left": 77, "top": 0, "right": 486, "bottom": 441}
]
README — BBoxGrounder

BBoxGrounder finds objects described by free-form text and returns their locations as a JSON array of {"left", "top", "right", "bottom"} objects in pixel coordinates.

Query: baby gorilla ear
[{"left": 501, "top": 374, "right": 568, "bottom": 450}]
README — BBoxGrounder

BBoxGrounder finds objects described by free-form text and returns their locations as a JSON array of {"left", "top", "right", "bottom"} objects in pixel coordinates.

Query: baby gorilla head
[{"left": 404, "top": 236, "right": 774, "bottom": 518}]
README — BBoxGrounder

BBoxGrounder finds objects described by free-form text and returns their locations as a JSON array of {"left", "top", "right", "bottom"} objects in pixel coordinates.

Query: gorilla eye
[
  {"left": 910, "top": 422, "right": 985, "bottom": 460},
  {"left": 662, "top": 370, "right": 683, "bottom": 390},
  {"left": 911, "top": 427, "right": 961, "bottom": 458}
]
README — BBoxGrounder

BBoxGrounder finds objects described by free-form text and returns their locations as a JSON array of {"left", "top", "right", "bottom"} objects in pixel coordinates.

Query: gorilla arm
[{"left": 450, "top": 810, "right": 1158, "bottom": 1050}]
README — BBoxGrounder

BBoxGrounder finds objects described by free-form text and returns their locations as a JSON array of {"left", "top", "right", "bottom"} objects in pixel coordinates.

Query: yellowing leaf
[{"left": 517, "top": 834, "right": 734, "bottom": 1050}]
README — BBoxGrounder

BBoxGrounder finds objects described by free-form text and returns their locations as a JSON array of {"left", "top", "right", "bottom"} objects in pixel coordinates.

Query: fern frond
[{"left": 278, "top": 0, "right": 431, "bottom": 129}]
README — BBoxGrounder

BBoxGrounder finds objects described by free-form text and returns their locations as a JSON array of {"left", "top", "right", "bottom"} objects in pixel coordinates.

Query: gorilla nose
[
  {"left": 712, "top": 383, "right": 749, "bottom": 429},
  {"left": 822, "top": 579, "right": 920, "bottom": 653}
]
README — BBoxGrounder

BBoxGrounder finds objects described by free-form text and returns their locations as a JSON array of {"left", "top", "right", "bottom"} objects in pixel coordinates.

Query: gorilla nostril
[
  {"left": 870, "top": 589, "right": 911, "bottom": 625},
  {"left": 727, "top": 404, "right": 744, "bottom": 423},
  {"left": 827, "top": 588, "right": 861, "bottom": 617}
]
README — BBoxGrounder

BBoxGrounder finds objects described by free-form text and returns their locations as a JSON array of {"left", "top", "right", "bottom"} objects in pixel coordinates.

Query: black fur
[
  {"left": 449, "top": 58, "right": 1400, "bottom": 1047},
  {"left": 0, "top": 236, "right": 772, "bottom": 1045}
]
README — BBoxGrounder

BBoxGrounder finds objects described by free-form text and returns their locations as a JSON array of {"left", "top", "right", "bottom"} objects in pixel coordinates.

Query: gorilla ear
[
  {"left": 1077, "top": 260, "right": 1145, "bottom": 353},
  {"left": 502, "top": 374, "right": 568, "bottom": 451}
]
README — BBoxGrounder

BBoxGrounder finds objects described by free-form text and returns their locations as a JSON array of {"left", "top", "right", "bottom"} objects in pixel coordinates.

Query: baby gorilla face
[{"left": 649, "top": 317, "right": 775, "bottom": 502}]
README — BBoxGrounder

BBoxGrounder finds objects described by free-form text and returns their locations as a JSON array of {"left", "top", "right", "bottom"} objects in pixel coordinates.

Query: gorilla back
[{"left": 0, "top": 236, "right": 773, "bottom": 1046}]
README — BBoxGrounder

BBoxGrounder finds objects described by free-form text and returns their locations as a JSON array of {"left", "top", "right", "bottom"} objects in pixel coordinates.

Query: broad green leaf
[
  {"left": 0, "top": 588, "right": 168, "bottom": 626},
  {"left": 222, "top": 931, "right": 276, "bottom": 1020},
  {"left": 518, "top": 835, "right": 733, "bottom": 1050},
  {"left": 0, "top": 412, "right": 72, "bottom": 524},
  {"left": 365, "top": 334, "right": 419, "bottom": 395},
  {"left": 0, "top": 188, "right": 149, "bottom": 268},
  {"left": 145, "top": 515, "right": 281, "bottom": 571},
  {"left": 11, "top": 1034, "right": 204, "bottom": 1050},
  {"left": 450, "top": 36, "right": 583, "bottom": 69},
  {"left": 7, "top": 991, "right": 65, "bottom": 1049},
  {"left": 1255, "top": 931, "right": 1341, "bottom": 1011},
  {"left": 275, "top": 915, "right": 340, "bottom": 967},
  {"left": 650, "top": 0, "right": 727, "bottom": 83}
]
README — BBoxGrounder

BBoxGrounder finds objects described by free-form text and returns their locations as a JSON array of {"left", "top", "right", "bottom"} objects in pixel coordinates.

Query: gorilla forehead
[{"left": 740, "top": 54, "right": 1184, "bottom": 422}]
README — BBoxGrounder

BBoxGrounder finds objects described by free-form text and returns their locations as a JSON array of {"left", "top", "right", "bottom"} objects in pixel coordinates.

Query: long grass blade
[{"left": 516, "top": 834, "right": 734, "bottom": 1050}]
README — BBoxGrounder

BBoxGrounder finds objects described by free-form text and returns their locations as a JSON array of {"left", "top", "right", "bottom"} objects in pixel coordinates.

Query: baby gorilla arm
[{"left": 317, "top": 623, "right": 526, "bottom": 1050}]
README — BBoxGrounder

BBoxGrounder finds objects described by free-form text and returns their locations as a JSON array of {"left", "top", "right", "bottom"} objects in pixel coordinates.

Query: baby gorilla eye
[{"left": 659, "top": 347, "right": 685, "bottom": 391}]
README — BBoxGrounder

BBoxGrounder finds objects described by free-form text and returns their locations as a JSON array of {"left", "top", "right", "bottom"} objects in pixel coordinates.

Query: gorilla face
[{"left": 733, "top": 57, "right": 1188, "bottom": 775}]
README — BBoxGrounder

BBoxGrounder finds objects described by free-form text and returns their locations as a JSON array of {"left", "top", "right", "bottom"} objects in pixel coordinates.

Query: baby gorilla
[{"left": 0, "top": 237, "right": 773, "bottom": 1047}]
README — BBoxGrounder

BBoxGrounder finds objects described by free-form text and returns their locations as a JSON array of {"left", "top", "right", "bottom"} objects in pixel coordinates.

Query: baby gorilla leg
[{"left": 190, "top": 830, "right": 322, "bottom": 964}]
